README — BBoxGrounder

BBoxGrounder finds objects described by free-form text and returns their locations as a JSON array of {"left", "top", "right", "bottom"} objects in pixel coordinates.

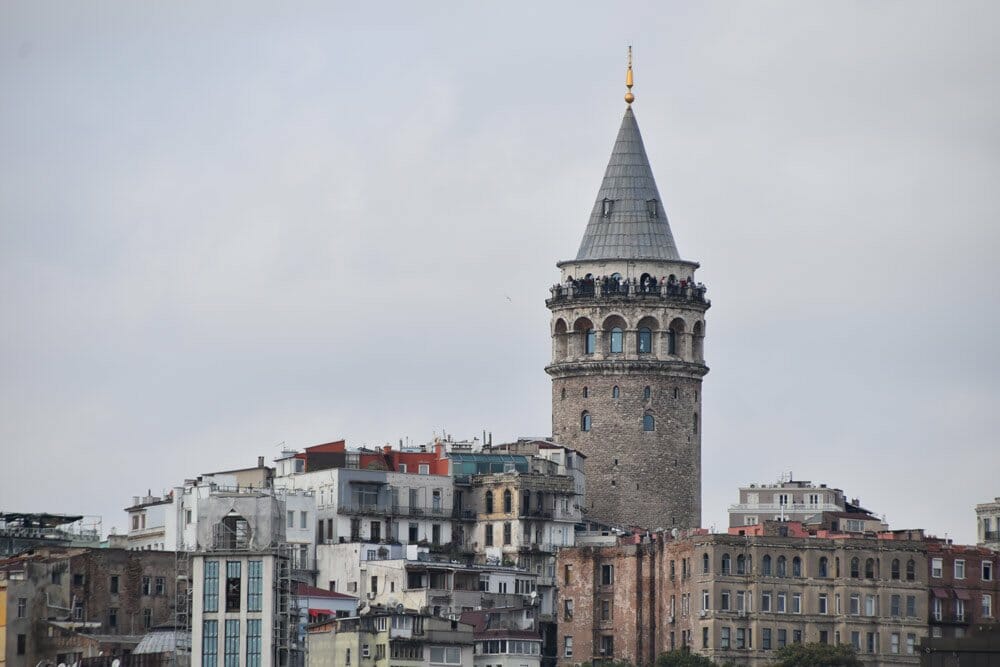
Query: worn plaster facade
[{"left": 546, "top": 104, "right": 709, "bottom": 530}]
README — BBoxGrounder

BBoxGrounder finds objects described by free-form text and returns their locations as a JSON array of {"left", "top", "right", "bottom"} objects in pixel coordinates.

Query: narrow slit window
[
  {"left": 602, "top": 198, "right": 614, "bottom": 217},
  {"left": 647, "top": 199, "right": 658, "bottom": 218}
]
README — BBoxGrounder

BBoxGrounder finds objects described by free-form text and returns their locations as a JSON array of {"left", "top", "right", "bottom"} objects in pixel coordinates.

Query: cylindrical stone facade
[{"left": 546, "top": 260, "right": 709, "bottom": 529}]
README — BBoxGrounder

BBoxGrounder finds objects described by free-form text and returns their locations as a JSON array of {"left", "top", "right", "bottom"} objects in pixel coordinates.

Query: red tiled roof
[{"left": 295, "top": 583, "right": 357, "bottom": 600}]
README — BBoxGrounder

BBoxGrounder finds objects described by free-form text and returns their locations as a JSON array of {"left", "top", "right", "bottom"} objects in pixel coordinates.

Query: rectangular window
[
  {"left": 108, "top": 607, "right": 118, "bottom": 628},
  {"left": 836, "top": 593, "right": 841, "bottom": 614},
  {"left": 721, "top": 590, "right": 730, "bottom": 610},
  {"left": 246, "top": 619, "right": 262, "bottom": 667},
  {"left": 955, "top": 599, "right": 966, "bottom": 622},
  {"left": 418, "top": 464, "right": 430, "bottom": 475},
  {"left": 865, "top": 594, "right": 876, "bottom": 616},
  {"left": 819, "top": 630, "right": 829, "bottom": 645},
  {"left": 891, "top": 594, "right": 901, "bottom": 617},
  {"left": 225, "top": 561, "right": 242, "bottom": 612},
  {"left": 247, "top": 561, "right": 263, "bottom": 612},
  {"left": 983, "top": 594, "right": 993, "bottom": 618},
  {"left": 793, "top": 629, "right": 802, "bottom": 644},
  {"left": 702, "top": 627, "right": 709, "bottom": 648},
  {"left": 601, "top": 564, "right": 614, "bottom": 585},
  {"left": 485, "top": 524, "right": 493, "bottom": 546},
  {"left": 601, "top": 599, "right": 612, "bottom": 621},
  {"left": 287, "top": 510, "right": 294, "bottom": 528},
  {"left": 933, "top": 597, "right": 943, "bottom": 621},
  {"left": 720, "top": 627, "right": 730, "bottom": 649},
  {"left": 777, "top": 593, "right": 786, "bottom": 613},
  {"left": 564, "top": 636, "right": 573, "bottom": 657},
  {"left": 891, "top": 632, "right": 900, "bottom": 654},
  {"left": 110, "top": 575, "right": 119, "bottom": 594},
  {"left": 429, "top": 646, "right": 461, "bottom": 664},
  {"left": 155, "top": 577, "right": 165, "bottom": 595},
  {"left": 761, "top": 591, "right": 771, "bottom": 612},
  {"left": 851, "top": 631, "right": 861, "bottom": 651},
  {"left": 850, "top": 594, "right": 860, "bottom": 615},
  {"left": 932, "top": 557, "right": 943, "bottom": 578},
  {"left": 300, "top": 511, "right": 308, "bottom": 529},
  {"left": 762, "top": 628, "right": 772, "bottom": 650},
  {"left": 906, "top": 633, "right": 916, "bottom": 654},
  {"left": 736, "top": 628, "right": 746, "bottom": 649},
  {"left": 204, "top": 561, "right": 219, "bottom": 612},
  {"left": 866, "top": 632, "right": 877, "bottom": 654},
  {"left": 224, "top": 619, "right": 240, "bottom": 667},
  {"left": 202, "top": 620, "right": 219, "bottom": 667},
  {"left": 17, "top": 597, "right": 27, "bottom": 618},
  {"left": 143, "top": 607, "right": 152, "bottom": 629},
  {"left": 792, "top": 593, "right": 802, "bottom": 614},
  {"left": 819, "top": 594, "right": 828, "bottom": 614},
  {"left": 906, "top": 595, "right": 916, "bottom": 617},
  {"left": 702, "top": 589, "right": 709, "bottom": 610},
  {"left": 17, "top": 634, "right": 26, "bottom": 655},
  {"left": 563, "top": 599, "right": 574, "bottom": 621},
  {"left": 142, "top": 575, "right": 151, "bottom": 595},
  {"left": 984, "top": 561, "right": 994, "bottom": 581},
  {"left": 777, "top": 629, "right": 787, "bottom": 648},
  {"left": 955, "top": 559, "right": 966, "bottom": 579}
]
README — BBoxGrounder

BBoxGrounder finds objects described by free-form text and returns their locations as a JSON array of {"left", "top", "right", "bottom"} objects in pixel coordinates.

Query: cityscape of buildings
[{"left": 2, "top": 53, "right": 997, "bottom": 667}]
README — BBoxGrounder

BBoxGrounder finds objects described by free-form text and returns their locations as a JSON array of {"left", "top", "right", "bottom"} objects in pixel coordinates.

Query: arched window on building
[
  {"left": 762, "top": 555, "right": 772, "bottom": 576},
  {"left": 485, "top": 491, "right": 494, "bottom": 514},
  {"left": 667, "top": 329, "right": 677, "bottom": 355},
  {"left": 906, "top": 559, "right": 916, "bottom": 581},
  {"left": 891, "top": 559, "right": 900, "bottom": 580},
  {"left": 777, "top": 556, "right": 787, "bottom": 577},
  {"left": 792, "top": 556, "right": 802, "bottom": 577},
  {"left": 612, "top": 386, "right": 620, "bottom": 399},
  {"left": 503, "top": 522, "right": 512, "bottom": 545},
  {"left": 643, "top": 413, "right": 655, "bottom": 432},
  {"left": 736, "top": 554, "right": 747, "bottom": 575},
  {"left": 638, "top": 328, "right": 652, "bottom": 354},
  {"left": 850, "top": 557, "right": 860, "bottom": 578},
  {"left": 721, "top": 553, "right": 731, "bottom": 575},
  {"left": 503, "top": 489, "right": 512, "bottom": 514},
  {"left": 610, "top": 327, "right": 624, "bottom": 354},
  {"left": 702, "top": 553, "right": 710, "bottom": 574},
  {"left": 581, "top": 411, "right": 591, "bottom": 432},
  {"left": 865, "top": 558, "right": 875, "bottom": 579},
  {"left": 819, "top": 557, "right": 829, "bottom": 578}
]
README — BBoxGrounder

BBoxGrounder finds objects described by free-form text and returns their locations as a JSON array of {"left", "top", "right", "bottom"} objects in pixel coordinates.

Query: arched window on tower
[
  {"left": 585, "top": 329, "right": 596, "bottom": 355},
  {"left": 610, "top": 328, "right": 623, "bottom": 354},
  {"left": 644, "top": 386, "right": 652, "bottom": 399},
  {"left": 485, "top": 491, "right": 494, "bottom": 514},
  {"left": 582, "top": 386, "right": 589, "bottom": 398},
  {"left": 612, "top": 386, "right": 620, "bottom": 399},
  {"left": 503, "top": 489, "right": 512, "bottom": 514},
  {"left": 561, "top": 388, "right": 566, "bottom": 400},
  {"left": 580, "top": 411, "right": 591, "bottom": 432},
  {"left": 643, "top": 412, "right": 655, "bottom": 432},
  {"left": 638, "top": 328, "right": 652, "bottom": 354}
]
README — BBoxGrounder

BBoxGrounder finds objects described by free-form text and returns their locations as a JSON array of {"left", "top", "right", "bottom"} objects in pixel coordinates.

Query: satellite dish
[
  {"left": 112, "top": 660, "right": 121, "bottom": 667},
  {"left": 395, "top": 603, "right": 405, "bottom": 614},
  {"left": 671, "top": 528, "right": 680, "bottom": 539}
]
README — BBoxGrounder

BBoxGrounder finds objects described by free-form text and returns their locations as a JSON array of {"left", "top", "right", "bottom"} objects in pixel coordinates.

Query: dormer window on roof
[
  {"left": 602, "top": 198, "right": 614, "bottom": 217},
  {"left": 647, "top": 199, "right": 658, "bottom": 218}
]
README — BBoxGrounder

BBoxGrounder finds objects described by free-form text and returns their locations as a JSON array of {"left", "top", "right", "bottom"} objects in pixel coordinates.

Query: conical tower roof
[{"left": 574, "top": 107, "right": 681, "bottom": 261}]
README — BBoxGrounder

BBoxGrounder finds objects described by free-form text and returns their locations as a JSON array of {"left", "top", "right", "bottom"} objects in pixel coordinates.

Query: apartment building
[
  {"left": 557, "top": 522, "right": 931, "bottom": 666},
  {"left": 925, "top": 540, "right": 999, "bottom": 638},
  {"left": 976, "top": 497, "right": 1000, "bottom": 552}
]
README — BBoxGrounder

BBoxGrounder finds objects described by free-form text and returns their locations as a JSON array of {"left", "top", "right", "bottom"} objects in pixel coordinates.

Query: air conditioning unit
[{"left": 699, "top": 610, "right": 707, "bottom": 618}]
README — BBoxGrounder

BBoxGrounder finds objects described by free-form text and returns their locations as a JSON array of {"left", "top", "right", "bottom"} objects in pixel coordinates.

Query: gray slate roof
[{"left": 575, "top": 107, "right": 681, "bottom": 261}]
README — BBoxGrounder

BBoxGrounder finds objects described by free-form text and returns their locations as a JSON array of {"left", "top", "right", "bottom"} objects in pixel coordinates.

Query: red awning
[
  {"left": 309, "top": 608, "right": 333, "bottom": 617},
  {"left": 932, "top": 588, "right": 949, "bottom": 599},
  {"left": 955, "top": 589, "right": 971, "bottom": 600}
]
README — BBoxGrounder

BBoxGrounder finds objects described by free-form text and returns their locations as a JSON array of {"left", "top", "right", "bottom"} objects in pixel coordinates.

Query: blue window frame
[
  {"left": 585, "top": 329, "right": 596, "bottom": 354},
  {"left": 643, "top": 413, "right": 655, "bottom": 431},
  {"left": 246, "top": 619, "right": 262, "bottom": 667},
  {"left": 224, "top": 619, "right": 240, "bottom": 667},
  {"left": 581, "top": 412, "right": 592, "bottom": 432},
  {"left": 247, "top": 561, "right": 263, "bottom": 612},
  {"left": 202, "top": 620, "right": 218, "bottom": 667},
  {"left": 203, "top": 561, "right": 219, "bottom": 613},
  {"left": 638, "top": 328, "right": 652, "bottom": 353}
]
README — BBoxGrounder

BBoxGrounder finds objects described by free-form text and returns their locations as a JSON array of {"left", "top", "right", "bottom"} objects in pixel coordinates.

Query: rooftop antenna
[{"left": 624, "top": 46, "right": 635, "bottom": 105}]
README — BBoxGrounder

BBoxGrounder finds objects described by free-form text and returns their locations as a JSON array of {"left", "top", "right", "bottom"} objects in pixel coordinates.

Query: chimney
[{"left": 257, "top": 456, "right": 264, "bottom": 468}]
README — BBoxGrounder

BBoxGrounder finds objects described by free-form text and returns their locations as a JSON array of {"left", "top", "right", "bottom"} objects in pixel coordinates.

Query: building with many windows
[
  {"left": 976, "top": 497, "right": 1000, "bottom": 552},
  {"left": 727, "top": 478, "right": 862, "bottom": 528},
  {"left": 925, "top": 540, "right": 999, "bottom": 639},
  {"left": 556, "top": 522, "right": 931, "bottom": 666}
]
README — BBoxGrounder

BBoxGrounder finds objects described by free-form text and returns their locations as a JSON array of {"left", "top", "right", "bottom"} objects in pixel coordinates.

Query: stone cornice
[{"left": 545, "top": 359, "right": 709, "bottom": 379}]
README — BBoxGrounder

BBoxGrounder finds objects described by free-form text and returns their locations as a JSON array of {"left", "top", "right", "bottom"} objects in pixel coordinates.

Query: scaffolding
[
  {"left": 173, "top": 489, "right": 191, "bottom": 667},
  {"left": 274, "top": 542, "right": 298, "bottom": 666}
]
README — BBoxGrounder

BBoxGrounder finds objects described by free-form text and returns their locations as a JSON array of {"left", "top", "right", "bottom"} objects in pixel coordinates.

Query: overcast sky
[{"left": 2, "top": 1, "right": 998, "bottom": 543}]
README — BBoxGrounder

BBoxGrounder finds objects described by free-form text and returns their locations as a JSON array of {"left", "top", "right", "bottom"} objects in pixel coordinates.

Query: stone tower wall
[{"left": 547, "top": 283, "right": 708, "bottom": 529}]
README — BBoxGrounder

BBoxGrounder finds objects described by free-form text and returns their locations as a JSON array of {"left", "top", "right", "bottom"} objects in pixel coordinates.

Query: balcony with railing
[{"left": 548, "top": 278, "right": 708, "bottom": 306}]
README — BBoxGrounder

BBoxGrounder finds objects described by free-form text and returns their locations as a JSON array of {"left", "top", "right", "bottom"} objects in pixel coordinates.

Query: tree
[
  {"left": 656, "top": 650, "right": 718, "bottom": 667},
  {"left": 772, "top": 642, "right": 862, "bottom": 667},
  {"left": 581, "top": 661, "right": 634, "bottom": 667}
]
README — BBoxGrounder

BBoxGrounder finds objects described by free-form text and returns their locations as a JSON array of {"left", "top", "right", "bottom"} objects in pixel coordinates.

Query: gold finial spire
[{"left": 624, "top": 45, "right": 635, "bottom": 105}]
